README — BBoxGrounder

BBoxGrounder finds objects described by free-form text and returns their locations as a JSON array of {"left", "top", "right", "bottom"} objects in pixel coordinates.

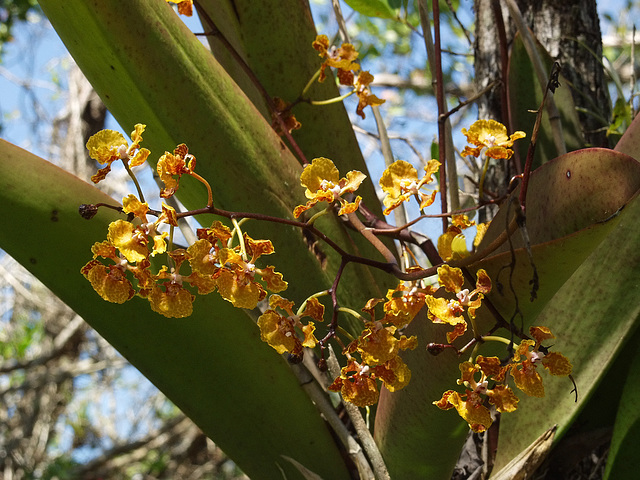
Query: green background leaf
[
  {"left": 492, "top": 184, "right": 640, "bottom": 472},
  {"left": 0, "top": 139, "right": 352, "bottom": 479},
  {"left": 603, "top": 328, "right": 640, "bottom": 480},
  {"left": 343, "top": 0, "right": 401, "bottom": 19}
]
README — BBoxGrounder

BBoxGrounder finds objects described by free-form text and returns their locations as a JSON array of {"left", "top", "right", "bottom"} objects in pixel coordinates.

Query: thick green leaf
[
  {"left": 475, "top": 148, "right": 640, "bottom": 324},
  {"left": 36, "top": 0, "right": 301, "bottom": 220},
  {"left": 343, "top": 0, "right": 401, "bottom": 19},
  {"left": 603, "top": 328, "right": 640, "bottom": 480},
  {"left": 492, "top": 178, "right": 640, "bottom": 472},
  {"left": 0, "top": 139, "right": 352, "bottom": 479},
  {"left": 196, "top": 0, "right": 396, "bottom": 298},
  {"left": 198, "top": 0, "right": 382, "bottom": 197},
  {"left": 192, "top": 0, "right": 269, "bottom": 119},
  {"left": 374, "top": 148, "right": 640, "bottom": 479},
  {"left": 37, "top": 0, "right": 391, "bottom": 330}
]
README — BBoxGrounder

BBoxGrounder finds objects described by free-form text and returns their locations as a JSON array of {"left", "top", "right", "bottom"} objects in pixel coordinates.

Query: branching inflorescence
[{"left": 79, "top": 35, "right": 571, "bottom": 434}]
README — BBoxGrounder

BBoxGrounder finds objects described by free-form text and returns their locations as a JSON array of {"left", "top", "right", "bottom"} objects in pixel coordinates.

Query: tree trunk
[
  {"left": 476, "top": 0, "right": 609, "bottom": 144},
  {"left": 473, "top": 0, "right": 611, "bottom": 218}
]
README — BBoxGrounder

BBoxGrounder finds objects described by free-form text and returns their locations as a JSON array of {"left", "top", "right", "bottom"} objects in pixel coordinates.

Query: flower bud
[{"left": 79, "top": 204, "right": 99, "bottom": 220}]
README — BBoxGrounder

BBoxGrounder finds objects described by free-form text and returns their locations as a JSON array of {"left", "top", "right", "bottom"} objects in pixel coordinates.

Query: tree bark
[
  {"left": 473, "top": 0, "right": 611, "bottom": 218},
  {"left": 475, "top": 0, "right": 610, "bottom": 146}
]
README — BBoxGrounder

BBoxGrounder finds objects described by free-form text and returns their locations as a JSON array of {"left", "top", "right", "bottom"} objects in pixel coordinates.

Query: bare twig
[
  {"left": 417, "top": 0, "right": 460, "bottom": 228},
  {"left": 332, "top": 0, "right": 350, "bottom": 43},
  {"left": 352, "top": 125, "right": 425, "bottom": 164},
  {"left": 327, "top": 347, "right": 390, "bottom": 480},
  {"left": 441, "top": 80, "right": 500, "bottom": 121},
  {"left": 444, "top": 0, "right": 473, "bottom": 45},
  {"left": 0, "top": 315, "right": 85, "bottom": 374}
]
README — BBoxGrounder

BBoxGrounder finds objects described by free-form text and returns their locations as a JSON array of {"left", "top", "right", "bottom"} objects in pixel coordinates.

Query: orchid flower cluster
[
  {"left": 434, "top": 326, "right": 572, "bottom": 432},
  {"left": 271, "top": 34, "right": 386, "bottom": 136},
  {"left": 311, "top": 34, "right": 385, "bottom": 119},
  {"left": 81, "top": 125, "right": 287, "bottom": 319},
  {"left": 80, "top": 33, "right": 572, "bottom": 434}
]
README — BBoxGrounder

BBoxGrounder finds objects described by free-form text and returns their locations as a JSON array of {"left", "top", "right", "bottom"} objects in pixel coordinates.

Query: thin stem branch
[
  {"left": 188, "top": 170, "right": 213, "bottom": 208},
  {"left": 519, "top": 62, "right": 561, "bottom": 214},
  {"left": 418, "top": 0, "right": 455, "bottom": 232},
  {"left": 123, "top": 161, "right": 145, "bottom": 203},
  {"left": 300, "top": 68, "right": 322, "bottom": 98},
  {"left": 346, "top": 211, "right": 397, "bottom": 264},
  {"left": 503, "top": 0, "right": 566, "bottom": 157},
  {"left": 482, "top": 335, "right": 514, "bottom": 346},
  {"left": 327, "top": 346, "right": 391, "bottom": 480},
  {"left": 194, "top": 2, "right": 310, "bottom": 166},
  {"left": 310, "top": 89, "right": 355, "bottom": 105}
]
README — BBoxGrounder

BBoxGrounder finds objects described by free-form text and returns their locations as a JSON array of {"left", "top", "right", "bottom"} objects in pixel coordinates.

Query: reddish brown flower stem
[
  {"left": 94, "top": 192, "right": 515, "bottom": 284},
  {"left": 432, "top": 0, "right": 449, "bottom": 234},
  {"left": 94, "top": 203, "right": 124, "bottom": 214},
  {"left": 193, "top": 1, "right": 309, "bottom": 166},
  {"left": 364, "top": 199, "right": 503, "bottom": 235},
  {"left": 319, "top": 257, "right": 349, "bottom": 349},
  {"left": 173, "top": 204, "right": 437, "bottom": 281},
  {"left": 519, "top": 62, "right": 561, "bottom": 214},
  {"left": 491, "top": 0, "right": 521, "bottom": 174},
  {"left": 187, "top": 170, "right": 213, "bottom": 208},
  {"left": 175, "top": 197, "right": 514, "bottom": 280}
]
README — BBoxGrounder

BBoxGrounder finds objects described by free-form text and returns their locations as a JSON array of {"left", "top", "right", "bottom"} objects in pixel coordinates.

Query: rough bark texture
[
  {"left": 473, "top": 0, "right": 611, "bottom": 219},
  {"left": 475, "top": 0, "right": 610, "bottom": 145}
]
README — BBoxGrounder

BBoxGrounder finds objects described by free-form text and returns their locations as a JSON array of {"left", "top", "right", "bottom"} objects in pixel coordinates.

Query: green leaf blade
[
  {"left": 490, "top": 170, "right": 640, "bottom": 471},
  {"left": 604, "top": 336, "right": 640, "bottom": 480},
  {"left": 0, "top": 139, "right": 352, "bottom": 479}
]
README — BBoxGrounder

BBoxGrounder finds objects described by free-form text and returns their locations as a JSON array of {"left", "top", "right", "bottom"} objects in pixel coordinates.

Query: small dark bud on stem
[
  {"left": 287, "top": 352, "right": 304, "bottom": 364},
  {"left": 79, "top": 204, "right": 99, "bottom": 220},
  {"left": 317, "top": 357, "right": 327, "bottom": 372},
  {"left": 427, "top": 343, "right": 447, "bottom": 356}
]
